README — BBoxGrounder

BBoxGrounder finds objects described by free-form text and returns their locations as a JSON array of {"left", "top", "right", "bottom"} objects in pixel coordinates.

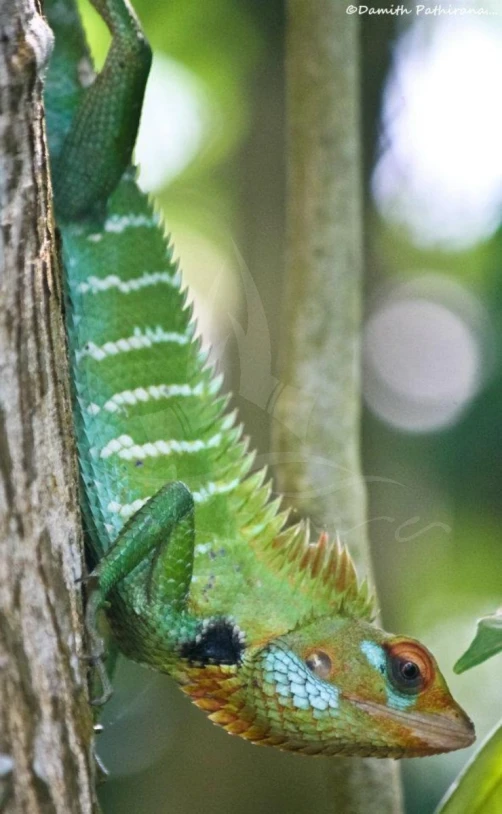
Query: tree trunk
[
  {"left": 0, "top": 1, "right": 97, "bottom": 811},
  {"left": 273, "top": 2, "right": 403, "bottom": 811}
]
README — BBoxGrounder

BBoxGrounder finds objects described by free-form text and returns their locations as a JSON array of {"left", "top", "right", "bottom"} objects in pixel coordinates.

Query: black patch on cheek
[{"left": 181, "top": 618, "right": 246, "bottom": 666}]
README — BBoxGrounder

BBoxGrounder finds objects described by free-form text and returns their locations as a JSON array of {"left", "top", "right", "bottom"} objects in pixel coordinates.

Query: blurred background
[{"left": 78, "top": 1, "right": 502, "bottom": 812}]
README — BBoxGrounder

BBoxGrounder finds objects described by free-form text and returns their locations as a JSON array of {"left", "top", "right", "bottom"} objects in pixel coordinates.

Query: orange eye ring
[{"left": 385, "top": 640, "right": 434, "bottom": 695}]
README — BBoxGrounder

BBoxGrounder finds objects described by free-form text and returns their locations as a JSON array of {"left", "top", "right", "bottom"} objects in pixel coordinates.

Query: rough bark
[
  {"left": 273, "top": 2, "right": 403, "bottom": 811},
  {"left": 0, "top": 1, "right": 97, "bottom": 811}
]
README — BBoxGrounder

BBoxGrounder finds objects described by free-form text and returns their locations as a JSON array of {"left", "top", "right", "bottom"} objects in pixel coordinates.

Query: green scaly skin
[{"left": 44, "top": 0, "right": 475, "bottom": 757}]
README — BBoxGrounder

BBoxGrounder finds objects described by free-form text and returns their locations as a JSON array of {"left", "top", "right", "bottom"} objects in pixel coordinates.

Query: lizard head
[
  {"left": 181, "top": 530, "right": 474, "bottom": 757},
  {"left": 182, "top": 613, "right": 475, "bottom": 757},
  {"left": 235, "top": 614, "right": 475, "bottom": 757}
]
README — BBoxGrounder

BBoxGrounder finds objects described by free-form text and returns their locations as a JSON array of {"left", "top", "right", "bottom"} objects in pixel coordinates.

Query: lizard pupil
[
  {"left": 386, "top": 641, "right": 434, "bottom": 694},
  {"left": 400, "top": 661, "right": 420, "bottom": 681},
  {"left": 388, "top": 655, "right": 424, "bottom": 693}
]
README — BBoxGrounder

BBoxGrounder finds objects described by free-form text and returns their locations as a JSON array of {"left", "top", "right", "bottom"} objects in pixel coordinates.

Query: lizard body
[{"left": 44, "top": 0, "right": 475, "bottom": 758}]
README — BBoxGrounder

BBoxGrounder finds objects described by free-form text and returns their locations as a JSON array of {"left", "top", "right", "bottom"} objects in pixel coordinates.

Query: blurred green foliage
[
  {"left": 435, "top": 610, "right": 502, "bottom": 812},
  {"left": 437, "top": 618, "right": 502, "bottom": 814},
  {"left": 437, "top": 723, "right": 502, "bottom": 813},
  {"left": 455, "top": 610, "right": 502, "bottom": 674}
]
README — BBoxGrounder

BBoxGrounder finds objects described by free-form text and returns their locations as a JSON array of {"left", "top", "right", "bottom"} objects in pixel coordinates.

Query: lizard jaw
[{"left": 350, "top": 697, "right": 475, "bottom": 755}]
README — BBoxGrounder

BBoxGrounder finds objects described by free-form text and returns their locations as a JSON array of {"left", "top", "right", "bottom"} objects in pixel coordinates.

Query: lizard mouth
[{"left": 351, "top": 698, "right": 475, "bottom": 754}]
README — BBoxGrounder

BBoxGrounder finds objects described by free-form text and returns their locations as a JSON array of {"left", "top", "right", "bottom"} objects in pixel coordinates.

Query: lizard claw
[
  {"left": 85, "top": 590, "right": 107, "bottom": 661},
  {"left": 75, "top": 572, "right": 100, "bottom": 587},
  {"left": 90, "top": 658, "right": 113, "bottom": 706},
  {"left": 95, "top": 751, "right": 109, "bottom": 784},
  {"left": 85, "top": 585, "right": 112, "bottom": 704},
  {"left": 92, "top": 735, "right": 109, "bottom": 783}
]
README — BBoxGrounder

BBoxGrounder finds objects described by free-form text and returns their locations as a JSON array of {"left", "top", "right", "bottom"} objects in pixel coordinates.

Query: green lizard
[{"left": 44, "top": 0, "right": 475, "bottom": 758}]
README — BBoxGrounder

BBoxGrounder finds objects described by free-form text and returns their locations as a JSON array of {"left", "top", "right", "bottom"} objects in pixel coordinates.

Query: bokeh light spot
[
  {"left": 363, "top": 277, "right": 489, "bottom": 433},
  {"left": 136, "top": 54, "right": 210, "bottom": 192},
  {"left": 372, "top": 18, "right": 502, "bottom": 249}
]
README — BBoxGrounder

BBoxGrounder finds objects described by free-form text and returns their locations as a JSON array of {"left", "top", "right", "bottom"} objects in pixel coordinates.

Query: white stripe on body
[
  {"left": 77, "top": 214, "right": 157, "bottom": 241},
  {"left": 77, "top": 270, "right": 179, "bottom": 296},
  {"left": 105, "top": 214, "right": 157, "bottom": 233},
  {"left": 98, "top": 432, "right": 223, "bottom": 460},
  {"left": 192, "top": 478, "right": 239, "bottom": 503},
  {"left": 106, "top": 479, "right": 240, "bottom": 519},
  {"left": 85, "top": 380, "right": 220, "bottom": 415},
  {"left": 75, "top": 326, "right": 189, "bottom": 362},
  {"left": 107, "top": 498, "right": 148, "bottom": 519}
]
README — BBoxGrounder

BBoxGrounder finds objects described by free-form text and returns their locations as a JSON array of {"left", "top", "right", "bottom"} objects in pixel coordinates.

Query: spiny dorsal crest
[
  {"left": 164, "top": 236, "right": 375, "bottom": 624},
  {"left": 261, "top": 521, "right": 375, "bottom": 621}
]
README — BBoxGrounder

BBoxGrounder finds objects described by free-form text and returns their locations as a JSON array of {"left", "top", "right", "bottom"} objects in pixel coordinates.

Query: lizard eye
[
  {"left": 386, "top": 641, "right": 434, "bottom": 694},
  {"left": 305, "top": 650, "right": 332, "bottom": 679}
]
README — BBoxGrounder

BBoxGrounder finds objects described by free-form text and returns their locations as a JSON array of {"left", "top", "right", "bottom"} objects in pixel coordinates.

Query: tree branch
[
  {"left": 273, "top": 2, "right": 403, "bottom": 810},
  {"left": 0, "top": 1, "right": 97, "bottom": 811}
]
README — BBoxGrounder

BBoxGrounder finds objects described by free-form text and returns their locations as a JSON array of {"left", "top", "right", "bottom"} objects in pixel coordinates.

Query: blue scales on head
[{"left": 261, "top": 645, "right": 340, "bottom": 714}]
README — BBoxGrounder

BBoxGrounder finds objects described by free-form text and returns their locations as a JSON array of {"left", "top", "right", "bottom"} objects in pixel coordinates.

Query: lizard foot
[
  {"left": 85, "top": 589, "right": 108, "bottom": 661},
  {"left": 90, "top": 657, "right": 113, "bottom": 706},
  {"left": 85, "top": 587, "right": 113, "bottom": 703}
]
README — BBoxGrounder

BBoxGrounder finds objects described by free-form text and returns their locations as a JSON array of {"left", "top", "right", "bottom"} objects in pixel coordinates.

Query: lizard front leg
[
  {"left": 86, "top": 481, "right": 196, "bottom": 699},
  {"left": 89, "top": 480, "right": 195, "bottom": 612}
]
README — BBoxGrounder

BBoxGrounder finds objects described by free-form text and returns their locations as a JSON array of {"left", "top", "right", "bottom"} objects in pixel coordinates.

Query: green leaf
[
  {"left": 435, "top": 722, "right": 502, "bottom": 814},
  {"left": 454, "top": 610, "right": 502, "bottom": 674}
]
